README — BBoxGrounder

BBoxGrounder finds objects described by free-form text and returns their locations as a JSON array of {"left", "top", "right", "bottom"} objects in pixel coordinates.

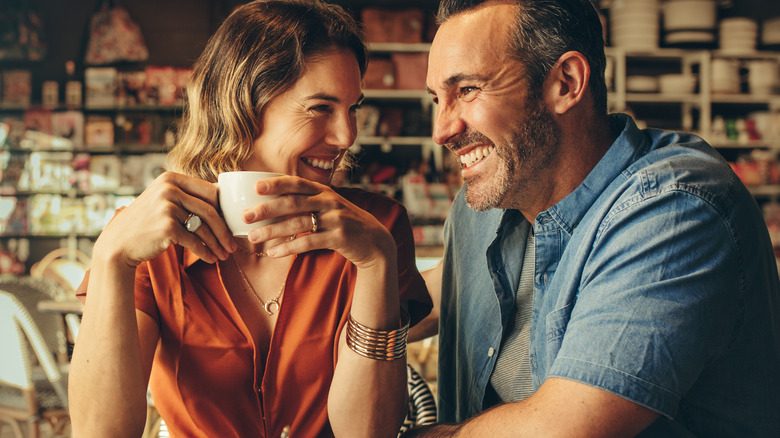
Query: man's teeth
[
  {"left": 303, "top": 157, "right": 334, "bottom": 170},
  {"left": 460, "top": 145, "right": 494, "bottom": 168}
]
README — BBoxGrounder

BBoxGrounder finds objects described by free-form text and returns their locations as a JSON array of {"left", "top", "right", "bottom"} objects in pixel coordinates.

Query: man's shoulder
[{"left": 623, "top": 129, "right": 742, "bottom": 201}]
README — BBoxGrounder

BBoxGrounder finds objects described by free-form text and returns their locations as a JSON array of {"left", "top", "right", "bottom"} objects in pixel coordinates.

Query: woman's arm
[
  {"left": 69, "top": 172, "right": 236, "bottom": 437},
  {"left": 328, "top": 237, "right": 407, "bottom": 438},
  {"left": 69, "top": 257, "right": 158, "bottom": 437}
]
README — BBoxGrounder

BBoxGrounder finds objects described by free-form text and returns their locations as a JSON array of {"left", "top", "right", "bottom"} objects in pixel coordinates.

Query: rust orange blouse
[{"left": 78, "top": 188, "right": 431, "bottom": 437}]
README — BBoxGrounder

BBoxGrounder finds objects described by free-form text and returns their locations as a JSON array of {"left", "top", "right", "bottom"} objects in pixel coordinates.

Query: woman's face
[{"left": 243, "top": 49, "right": 363, "bottom": 185}]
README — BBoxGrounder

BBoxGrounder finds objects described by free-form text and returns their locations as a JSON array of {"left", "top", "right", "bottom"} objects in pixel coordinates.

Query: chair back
[
  {"left": 0, "top": 290, "right": 69, "bottom": 412},
  {"left": 398, "top": 364, "right": 437, "bottom": 436},
  {"left": 0, "top": 276, "right": 69, "bottom": 360},
  {"left": 30, "top": 248, "right": 90, "bottom": 299}
]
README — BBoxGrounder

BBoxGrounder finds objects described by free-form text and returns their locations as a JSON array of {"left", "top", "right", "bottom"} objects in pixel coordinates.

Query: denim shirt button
[{"left": 488, "top": 347, "right": 495, "bottom": 357}]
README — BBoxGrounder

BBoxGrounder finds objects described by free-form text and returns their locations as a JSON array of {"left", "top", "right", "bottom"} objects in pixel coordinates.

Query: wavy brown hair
[{"left": 168, "top": 0, "right": 367, "bottom": 181}]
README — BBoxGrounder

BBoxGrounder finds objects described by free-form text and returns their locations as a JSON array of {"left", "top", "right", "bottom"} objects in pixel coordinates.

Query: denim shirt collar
[{"left": 538, "top": 113, "right": 649, "bottom": 234}]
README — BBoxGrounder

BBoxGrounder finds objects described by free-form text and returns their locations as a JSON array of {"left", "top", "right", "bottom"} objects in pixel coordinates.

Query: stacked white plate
[
  {"left": 711, "top": 58, "right": 741, "bottom": 94},
  {"left": 662, "top": 0, "right": 717, "bottom": 45},
  {"left": 763, "top": 17, "right": 780, "bottom": 47},
  {"left": 610, "top": 0, "right": 659, "bottom": 51},
  {"left": 719, "top": 17, "right": 757, "bottom": 54}
]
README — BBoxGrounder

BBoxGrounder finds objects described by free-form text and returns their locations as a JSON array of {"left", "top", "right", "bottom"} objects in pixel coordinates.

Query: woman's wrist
[
  {"left": 352, "top": 230, "right": 397, "bottom": 270},
  {"left": 92, "top": 235, "right": 140, "bottom": 274}
]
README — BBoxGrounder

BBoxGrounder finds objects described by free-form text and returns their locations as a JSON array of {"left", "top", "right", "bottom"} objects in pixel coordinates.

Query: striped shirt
[{"left": 488, "top": 227, "right": 535, "bottom": 402}]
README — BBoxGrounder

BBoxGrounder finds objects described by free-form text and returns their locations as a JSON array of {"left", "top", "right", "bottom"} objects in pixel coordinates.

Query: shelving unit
[
  {"left": 607, "top": 47, "right": 780, "bottom": 144},
  {"left": 0, "top": 100, "right": 176, "bottom": 269}
]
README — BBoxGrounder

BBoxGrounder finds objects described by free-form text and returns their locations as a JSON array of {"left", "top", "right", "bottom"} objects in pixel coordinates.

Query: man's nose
[{"left": 432, "top": 101, "right": 466, "bottom": 146}]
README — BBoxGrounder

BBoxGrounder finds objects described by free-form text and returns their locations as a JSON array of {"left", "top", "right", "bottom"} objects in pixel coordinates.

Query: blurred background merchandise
[{"left": 0, "top": 3, "right": 779, "bottom": 435}]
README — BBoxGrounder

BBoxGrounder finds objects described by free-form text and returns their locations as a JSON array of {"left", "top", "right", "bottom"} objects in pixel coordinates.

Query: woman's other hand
[
  {"left": 93, "top": 171, "right": 237, "bottom": 268},
  {"left": 242, "top": 176, "right": 396, "bottom": 268}
]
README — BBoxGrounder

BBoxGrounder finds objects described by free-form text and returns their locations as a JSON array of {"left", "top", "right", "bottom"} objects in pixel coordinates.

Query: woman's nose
[{"left": 328, "top": 112, "right": 357, "bottom": 149}]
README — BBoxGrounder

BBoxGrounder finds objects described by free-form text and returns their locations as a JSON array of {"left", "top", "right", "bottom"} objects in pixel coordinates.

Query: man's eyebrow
[{"left": 427, "top": 73, "right": 484, "bottom": 95}]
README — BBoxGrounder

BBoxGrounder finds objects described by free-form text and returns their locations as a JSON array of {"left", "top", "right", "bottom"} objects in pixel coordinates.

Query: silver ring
[
  {"left": 310, "top": 212, "right": 318, "bottom": 234},
  {"left": 184, "top": 213, "right": 202, "bottom": 233}
]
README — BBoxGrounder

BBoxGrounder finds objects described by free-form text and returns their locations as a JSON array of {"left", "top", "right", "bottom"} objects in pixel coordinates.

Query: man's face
[{"left": 426, "top": 2, "right": 560, "bottom": 211}]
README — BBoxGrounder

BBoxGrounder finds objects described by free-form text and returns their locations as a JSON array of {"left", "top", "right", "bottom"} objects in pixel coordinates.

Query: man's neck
[{"left": 518, "top": 113, "right": 615, "bottom": 224}]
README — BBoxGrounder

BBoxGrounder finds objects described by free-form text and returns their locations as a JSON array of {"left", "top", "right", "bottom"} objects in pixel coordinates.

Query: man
[{"left": 407, "top": 0, "right": 780, "bottom": 436}]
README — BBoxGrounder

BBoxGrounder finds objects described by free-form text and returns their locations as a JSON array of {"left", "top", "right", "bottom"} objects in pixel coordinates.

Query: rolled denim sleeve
[{"left": 547, "top": 185, "right": 742, "bottom": 418}]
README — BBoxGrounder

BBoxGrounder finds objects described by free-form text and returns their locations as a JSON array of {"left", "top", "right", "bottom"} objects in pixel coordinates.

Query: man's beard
[{"left": 460, "top": 100, "right": 560, "bottom": 212}]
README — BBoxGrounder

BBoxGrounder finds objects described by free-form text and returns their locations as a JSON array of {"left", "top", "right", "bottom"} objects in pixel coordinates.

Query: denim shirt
[{"left": 438, "top": 114, "right": 780, "bottom": 436}]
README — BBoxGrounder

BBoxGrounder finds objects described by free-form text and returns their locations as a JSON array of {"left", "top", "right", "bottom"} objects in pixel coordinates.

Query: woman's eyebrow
[{"left": 304, "top": 93, "right": 365, "bottom": 105}]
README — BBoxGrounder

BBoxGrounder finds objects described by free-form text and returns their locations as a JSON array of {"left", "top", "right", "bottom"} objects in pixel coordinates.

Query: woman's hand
[
  {"left": 241, "top": 176, "right": 396, "bottom": 269},
  {"left": 93, "top": 172, "right": 237, "bottom": 268}
]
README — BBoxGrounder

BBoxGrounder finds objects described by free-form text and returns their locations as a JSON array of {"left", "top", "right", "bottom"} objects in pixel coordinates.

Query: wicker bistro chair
[
  {"left": 0, "top": 276, "right": 78, "bottom": 361},
  {"left": 0, "top": 290, "right": 70, "bottom": 438}
]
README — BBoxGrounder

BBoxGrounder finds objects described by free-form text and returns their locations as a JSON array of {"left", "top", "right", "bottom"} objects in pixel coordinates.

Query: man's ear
[{"left": 545, "top": 51, "right": 590, "bottom": 115}]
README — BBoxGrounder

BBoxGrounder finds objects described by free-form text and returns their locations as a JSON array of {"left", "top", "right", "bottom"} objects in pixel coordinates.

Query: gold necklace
[
  {"left": 231, "top": 255, "right": 285, "bottom": 315},
  {"left": 236, "top": 246, "right": 266, "bottom": 257}
]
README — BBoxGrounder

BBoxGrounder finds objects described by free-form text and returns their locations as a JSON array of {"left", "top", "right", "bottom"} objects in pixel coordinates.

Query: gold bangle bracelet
[{"left": 346, "top": 309, "right": 410, "bottom": 361}]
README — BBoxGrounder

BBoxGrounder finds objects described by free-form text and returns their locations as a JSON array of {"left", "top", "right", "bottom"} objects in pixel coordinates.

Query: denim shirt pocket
[{"left": 545, "top": 301, "right": 573, "bottom": 344}]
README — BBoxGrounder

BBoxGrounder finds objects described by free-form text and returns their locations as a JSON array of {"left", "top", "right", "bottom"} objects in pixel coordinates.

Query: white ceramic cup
[{"left": 218, "top": 171, "right": 285, "bottom": 237}]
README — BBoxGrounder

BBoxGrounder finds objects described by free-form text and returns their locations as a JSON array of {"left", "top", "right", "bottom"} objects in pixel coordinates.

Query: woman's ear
[{"left": 545, "top": 51, "right": 590, "bottom": 115}]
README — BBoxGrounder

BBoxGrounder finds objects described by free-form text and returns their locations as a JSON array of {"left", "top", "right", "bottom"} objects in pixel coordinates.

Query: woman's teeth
[
  {"left": 303, "top": 157, "right": 334, "bottom": 170},
  {"left": 460, "top": 145, "right": 494, "bottom": 168}
]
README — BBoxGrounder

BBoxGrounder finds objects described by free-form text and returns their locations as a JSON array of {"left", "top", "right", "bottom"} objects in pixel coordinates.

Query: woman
[{"left": 68, "top": 1, "right": 432, "bottom": 437}]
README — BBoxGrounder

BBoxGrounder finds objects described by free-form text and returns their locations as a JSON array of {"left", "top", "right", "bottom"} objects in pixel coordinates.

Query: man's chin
[{"left": 464, "top": 183, "right": 501, "bottom": 212}]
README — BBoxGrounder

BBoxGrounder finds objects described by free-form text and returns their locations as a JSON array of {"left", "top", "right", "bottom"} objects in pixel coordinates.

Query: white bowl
[
  {"left": 612, "top": 35, "right": 659, "bottom": 50},
  {"left": 665, "top": 30, "right": 715, "bottom": 44},
  {"left": 719, "top": 17, "right": 758, "bottom": 32},
  {"left": 611, "top": 1, "right": 658, "bottom": 13},
  {"left": 611, "top": 10, "right": 659, "bottom": 22},
  {"left": 611, "top": 21, "right": 659, "bottom": 32},
  {"left": 762, "top": 30, "right": 780, "bottom": 44},
  {"left": 627, "top": 75, "right": 660, "bottom": 92},
  {"left": 663, "top": 0, "right": 717, "bottom": 31},
  {"left": 659, "top": 74, "right": 697, "bottom": 94},
  {"left": 720, "top": 29, "right": 758, "bottom": 39}
]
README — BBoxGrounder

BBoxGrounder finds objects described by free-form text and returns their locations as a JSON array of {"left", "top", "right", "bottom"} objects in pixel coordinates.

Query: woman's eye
[{"left": 310, "top": 105, "right": 332, "bottom": 113}]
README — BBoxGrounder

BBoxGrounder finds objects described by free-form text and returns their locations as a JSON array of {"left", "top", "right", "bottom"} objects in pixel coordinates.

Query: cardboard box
[
  {"left": 51, "top": 111, "right": 85, "bottom": 147},
  {"left": 145, "top": 66, "right": 178, "bottom": 106},
  {"left": 85, "top": 67, "right": 118, "bottom": 106},
  {"left": 2, "top": 70, "right": 32, "bottom": 106},
  {"left": 364, "top": 58, "right": 395, "bottom": 89},
  {"left": 361, "top": 8, "right": 425, "bottom": 43},
  {"left": 85, "top": 116, "right": 114, "bottom": 147},
  {"left": 392, "top": 53, "right": 428, "bottom": 90}
]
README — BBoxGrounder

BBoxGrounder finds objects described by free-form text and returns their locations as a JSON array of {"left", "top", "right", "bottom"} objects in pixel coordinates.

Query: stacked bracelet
[{"left": 346, "top": 309, "right": 410, "bottom": 361}]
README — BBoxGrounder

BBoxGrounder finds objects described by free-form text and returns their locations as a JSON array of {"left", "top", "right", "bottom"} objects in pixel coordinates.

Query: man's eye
[
  {"left": 460, "top": 86, "right": 478, "bottom": 95},
  {"left": 310, "top": 105, "right": 332, "bottom": 113}
]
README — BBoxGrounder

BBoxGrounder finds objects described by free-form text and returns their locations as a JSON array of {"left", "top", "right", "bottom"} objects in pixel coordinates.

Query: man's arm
[
  {"left": 403, "top": 377, "right": 659, "bottom": 437},
  {"left": 408, "top": 261, "right": 442, "bottom": 342}
]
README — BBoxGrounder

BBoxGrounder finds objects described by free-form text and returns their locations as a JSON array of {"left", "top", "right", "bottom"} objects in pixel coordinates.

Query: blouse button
[{"left": 488, "top": 347, "right": 495, "bottom": 357}]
